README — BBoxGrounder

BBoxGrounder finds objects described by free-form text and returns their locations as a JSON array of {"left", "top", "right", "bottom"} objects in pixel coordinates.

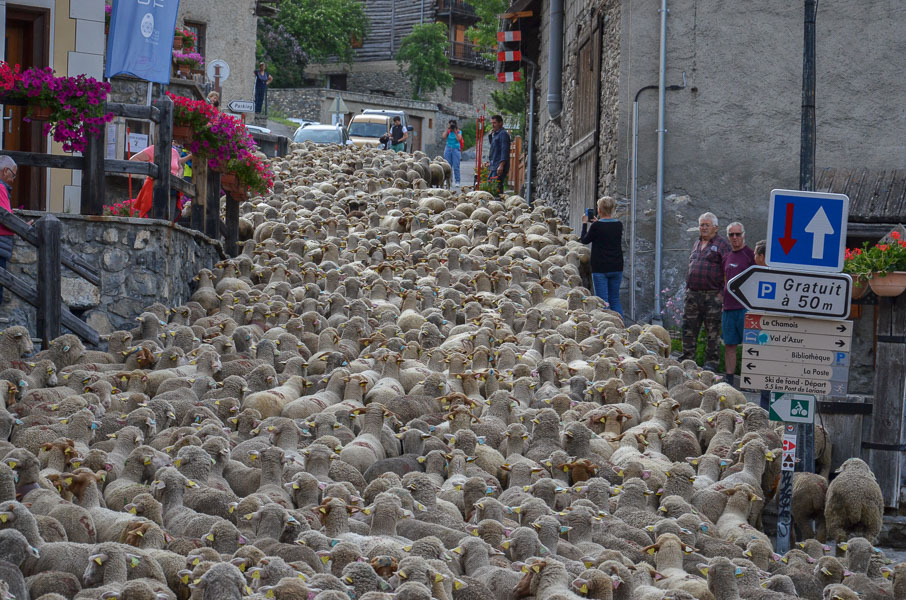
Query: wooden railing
[
  {"left": 0, "top": 210, "right": 100, "bottom": 346},
  {"left": 446, "top": 42, "right": 494, "bottom": 69}
]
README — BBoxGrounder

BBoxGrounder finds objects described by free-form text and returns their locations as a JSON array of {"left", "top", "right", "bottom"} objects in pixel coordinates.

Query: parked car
[
  {"left": 292, "top": 123, "right": 352, "bottom": 145},
  {"left": 348, "top": 110, "right": 415, "bottom": 152}
]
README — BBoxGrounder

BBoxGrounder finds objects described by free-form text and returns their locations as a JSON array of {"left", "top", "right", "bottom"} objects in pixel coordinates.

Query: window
[
  {"left": 184, "top": 21, "right": 207, "bottom": 62},
  {"left": 327, "top": 74, "right": 348, "bottom": 91},
  {"left": 452, "top": 77, "right": 472, "bottom": 104}
]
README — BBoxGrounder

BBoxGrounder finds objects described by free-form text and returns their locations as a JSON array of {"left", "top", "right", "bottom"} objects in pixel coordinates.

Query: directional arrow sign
[
  {"left": 742, "top": 328, "right": 851, "bottom": 352},
  {"left": 742, "top": 359, "right": 848, "bottom": 382},
  {"left": 741, "top": 345, "right": 849, "bottom": 367},
  {"left": 228, "top": 100, "right": 255, "bottom": 113},
  {"left": 741, "top": 374, "right": 846, "bottom": 396},
  {"left": 766, "top": 189, "right": 849, "bottom": 272},
  {"left": 727, "top": 267, "right": 851, "bottom": 320},
  {"left": 744, "top": 313, "right": 853, "bottom": 337},
  {"left": 769, "top": 393, "right": 816, "bottom": 423}
]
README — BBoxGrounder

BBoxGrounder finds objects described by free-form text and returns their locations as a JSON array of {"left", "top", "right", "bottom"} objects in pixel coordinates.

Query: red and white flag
[
  {"left": 497, "top": 30, "right": 522, "bottom": 42},
  {"left": 497, "top": 50, "right": 522, "bottom": 62},
  {"left": 497, "top": 71, "right": 522, "bottom": 83}
]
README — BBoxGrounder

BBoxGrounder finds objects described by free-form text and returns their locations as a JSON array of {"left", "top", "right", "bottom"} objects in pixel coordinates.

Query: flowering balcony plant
[
  {"left": 102, "top": 198, "right": 137, "bottom": 217},
  {"left": 0, "top": 62, "right": 113, "bottom": 153},
  {"left": 173, "top": 51, "right": 204, "bottom": 69},
  {"left": 175, "top": 27, "right": 197, "bottom": 52},
  {"left": 844, "top": 230, "right": 906, "bottom": 296},
  {"left": 167, "top": 92, "right": 274, "bottom": 195}
]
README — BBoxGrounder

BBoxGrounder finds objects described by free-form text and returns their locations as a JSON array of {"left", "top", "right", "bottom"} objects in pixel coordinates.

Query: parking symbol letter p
[{"left": 757, "top": 282, "right": 776, "bottom": 300}]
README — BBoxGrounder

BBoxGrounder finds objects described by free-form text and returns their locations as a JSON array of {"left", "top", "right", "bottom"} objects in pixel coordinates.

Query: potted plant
[
  {"left": 846, "top": 230, "right": 906, "bottom": 297},
  {"left": 843, "top": 246, "right": 871, "bottom": 299},
  {"left": 105, "top": 5, "right": 112, "bottom": 35},
  {"left": 168, "top": 92, "right": 274, "bottom": 196},
  {"left": 0, "top": 62, "right": 113, "bottom": 153},
  {"left": 172, "top": 52, "right": 204, "bottom": 78}
]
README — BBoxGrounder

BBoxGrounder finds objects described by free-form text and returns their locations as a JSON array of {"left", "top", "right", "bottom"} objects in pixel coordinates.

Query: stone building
[
  {"left": 514, "top": 0, "right": 906, "bottom": 328},
  {"left": 0, "top": 0, "right": 107, "bottom": 213},
  {"left": 298, "top": 0, "right": 507, "bottom": 155}
]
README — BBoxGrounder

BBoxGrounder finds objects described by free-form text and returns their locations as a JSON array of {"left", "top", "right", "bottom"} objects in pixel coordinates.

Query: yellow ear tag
[
  {"left": 251, "top": 571, "right": 261, "bottom": 579},
  {"left": 320, "top": 555, "right": 330, "bottom": 564},
  {"left": 94, "top": 557, "right": 103, "bottom": 565},
  {"left": 266, "top": 591, "right": 275, "bottom": 599},
  {"left": 647, "top": 548, "right": 656, "bottom": 555},
  {"left": 245, "top": 586, "right": 253, "bottom": 595},
  {"left": 580, "top": 584, "right": 589, "bottom": 594},
  {"left": 130, "top": 557, "right": 140, "bottom": 567},
  {"left": 454, "top": 581, "right": 464, "bottom": 590},
  {"left": 65, "top": 477, "right": 73, "bottom": 486},
  {"left": 181, "top": 574, "right": 189, "bottom": 584},
  {"left": 205, "top": 534, "right": 214, "bottom": 541},
  {"left": 532, "top": 565, "right": 541, "bottom": 573}
]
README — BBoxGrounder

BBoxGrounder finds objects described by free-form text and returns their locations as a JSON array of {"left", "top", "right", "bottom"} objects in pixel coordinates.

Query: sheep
[{"left": 825, "top": 458, "right": 884, "bottom": 543}]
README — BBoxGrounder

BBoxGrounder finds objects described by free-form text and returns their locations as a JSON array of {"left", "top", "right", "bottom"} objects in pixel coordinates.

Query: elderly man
[
  {"left": 722, "top": 222, "right": 756, "bottom": 385},
  {"left": 681, "top": 212, "right": 731, "bottom": 370},
  {"left": 0, "top": 156, "right": 16, "bottom": 302}
]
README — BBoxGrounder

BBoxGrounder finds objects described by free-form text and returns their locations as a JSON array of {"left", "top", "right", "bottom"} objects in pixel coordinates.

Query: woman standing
[
  {"left": 254, "top": 62, "right": 273, "bottom": 115},
  {"left": 580, "top": 196, "right": 624, "bottom": 317},
  {"left": 443, "top": 120, "right": 464, "bottom": 187}
]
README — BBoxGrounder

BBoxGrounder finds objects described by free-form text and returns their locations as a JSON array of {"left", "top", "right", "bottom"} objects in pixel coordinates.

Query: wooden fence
[{"left": 0, "top": 95, "right": 247, "bottom": 345}]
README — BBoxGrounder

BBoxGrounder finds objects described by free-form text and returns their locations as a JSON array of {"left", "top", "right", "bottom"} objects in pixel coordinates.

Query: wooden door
[
  {"left": 568, "top": 20, "right": 601, "bottom": 234},
  {"left": 408, "top": 116, "right": 422, "bottom": 152},
  {"left": 4, "top": 6, "right": 49, "bottom": 211}
]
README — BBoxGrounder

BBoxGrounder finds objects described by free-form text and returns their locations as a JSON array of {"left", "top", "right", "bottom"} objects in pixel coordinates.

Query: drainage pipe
[
  {"left": 525, "top": 62, "right": 536, "bottom": 205},
  {"left": 653, "top": 0, "right": 668, "bottom": 321},
  {"left": 547, "top": 0, "right": 563, "bottom": 119}
]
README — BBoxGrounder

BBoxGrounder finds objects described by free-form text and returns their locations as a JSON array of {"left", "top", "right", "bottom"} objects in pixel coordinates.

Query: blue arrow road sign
[{"left": 765, "top": 189, "right": 849, "bottom": 273}]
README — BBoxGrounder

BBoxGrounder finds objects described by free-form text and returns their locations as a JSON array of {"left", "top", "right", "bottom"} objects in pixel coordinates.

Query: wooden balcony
[
  {"left": 435, "top": 0, "right": 480, "bottom": 22},
  {"left": 446, "top": 42, "right": 494, "bottom": 70}
]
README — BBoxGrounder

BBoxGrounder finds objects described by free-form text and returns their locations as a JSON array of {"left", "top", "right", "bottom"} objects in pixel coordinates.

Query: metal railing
[
  {"left": 435, "top": 0, "right": 477, "bottom": 17},
  {"left": 446, "top": 42, "right": 494, "bottom": 69}
]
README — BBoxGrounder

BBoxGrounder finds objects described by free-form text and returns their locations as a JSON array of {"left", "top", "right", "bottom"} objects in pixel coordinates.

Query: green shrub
[{"left": 460, "top": 119, "right": 476, "bottom": 150}]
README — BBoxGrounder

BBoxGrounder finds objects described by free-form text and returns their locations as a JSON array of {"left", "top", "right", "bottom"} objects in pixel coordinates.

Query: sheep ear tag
[
  {"left": 734, "top": 567, "right": 744, "bottom": 578},
  {"left": 532, "top": 565, "right": 541, "bottom": 573},
  {"left": 94, "top": 557, "right": 104, "bottom": 565},
  {"left": 699, "top": 567, "right": 709, "bottom": 576}
]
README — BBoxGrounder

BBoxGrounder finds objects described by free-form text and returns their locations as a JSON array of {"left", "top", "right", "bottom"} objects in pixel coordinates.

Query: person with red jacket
[{"left": 0, "top": 156, "right": 16, "bottom": 303}]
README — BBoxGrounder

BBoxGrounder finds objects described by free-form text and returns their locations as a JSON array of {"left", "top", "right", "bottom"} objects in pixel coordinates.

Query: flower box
[
  {"left": 172, "top": 125, "right": 193, "bottom": 144},
  {"left": 868, "top": 272, "right": 906, "bottom": 297},
  {"left": 851, "top": 276, "right": 869, "bottom": 300},
  {"left": 26, "top": 106, "right": 54, "bottom": 121}
]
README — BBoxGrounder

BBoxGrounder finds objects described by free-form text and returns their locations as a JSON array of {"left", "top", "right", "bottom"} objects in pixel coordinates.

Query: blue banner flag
[{"left": 105, "top": 0, "right": 181, "bottom": 83}]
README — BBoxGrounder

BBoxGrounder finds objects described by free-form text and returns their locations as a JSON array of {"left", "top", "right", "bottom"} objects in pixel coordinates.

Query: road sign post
[
  {"left": 770, "top": 393, "right": 815, "bottom": 423},
  {"left": 776, "top": 426, "right": 797, "bottom": 553}
]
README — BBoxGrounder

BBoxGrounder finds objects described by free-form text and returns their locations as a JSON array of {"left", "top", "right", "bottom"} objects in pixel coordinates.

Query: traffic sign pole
[{"left": 776, "top": 426, "right": 797, "bottom": 554}]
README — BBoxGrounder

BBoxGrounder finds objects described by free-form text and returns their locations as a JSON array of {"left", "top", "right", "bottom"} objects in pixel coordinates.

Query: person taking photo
[{"left": 443, "top": 120, "right": 464, "bottom": 187}]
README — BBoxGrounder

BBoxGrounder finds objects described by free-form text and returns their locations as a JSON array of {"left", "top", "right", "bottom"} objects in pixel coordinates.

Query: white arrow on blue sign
[{"left": 765, "top": 189, "right": 850, "bottom": 273}]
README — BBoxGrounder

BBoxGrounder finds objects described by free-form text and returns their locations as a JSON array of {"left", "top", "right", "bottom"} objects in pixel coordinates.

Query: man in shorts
[{"left": 722, "top": 222, "right": 756, "bottom": 386}]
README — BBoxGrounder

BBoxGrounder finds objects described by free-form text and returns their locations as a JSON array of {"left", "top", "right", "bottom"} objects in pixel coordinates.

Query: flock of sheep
[{"left": 0, "top": 142, "right": 900, "bottom": 600}]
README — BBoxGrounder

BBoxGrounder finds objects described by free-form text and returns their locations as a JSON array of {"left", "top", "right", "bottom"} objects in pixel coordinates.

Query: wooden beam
[
  {"left": 104, "top": 160, "right": 158, "bottom": 177},
  {"left": 0, "top": 265, "right": 99, "bottom": 346},
  {"left": 224, "top": 194, "right": 239, "bottom": 257},
  {"left": 80, "top": 130, "right": 106, "bottom": 216},
  {"left": 205, "top": 171, "right": 221, "bottom": 239},
  {"left": 105, "top": 102, "right": 160, "bottom": 122},
  {"left": 169, "top": 176, "right": 196, "bottom": 198},
  {"left": 0, "top": 211, "right": 100, "bottom": 286},
  {"left": 0, "top": 150, "right": 83, "bottom": 170},
  {"left": 152, "top": 96, "right": 174, "bottom": 220},
  {"left": 191, "top": 158, "right": 208, "bottom": 233},
  {"left": 35, "top": 215, "right": 62, "bottom": 346},
  {"left": 499, "top": 10, "right": 533, "bottom": 19}
]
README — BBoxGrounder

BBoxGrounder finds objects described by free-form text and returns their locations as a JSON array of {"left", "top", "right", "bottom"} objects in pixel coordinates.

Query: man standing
[
  {"left": 390, "top": 116, "right": 408, "bottom": 152},
  {"left": 721, "top": 222, "right": 756, "bottom": 385},
  {"left": 0, "top": 156, "right": 17, "bottom": 303},
  {"left": 488, "top": 114, "right": 510, "bottom": 196},
  {"left": 681, "top": 212, "right": 731, "bottom": 371}
]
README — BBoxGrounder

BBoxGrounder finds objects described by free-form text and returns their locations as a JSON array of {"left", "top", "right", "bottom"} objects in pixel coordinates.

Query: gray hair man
[
  {"left": 721, "top": 221, "right": 756, "bottom": 386},
  {"left": 0, "top": 155, "right": 17, "bottom": 303},
  {"left": 680, "top": 212, "right": 731, "bottom": 371}
]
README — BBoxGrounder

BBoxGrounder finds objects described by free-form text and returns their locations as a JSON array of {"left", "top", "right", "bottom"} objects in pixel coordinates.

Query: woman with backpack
[{"left": 443, "top": 120, "right": 464, "bottom": 188}]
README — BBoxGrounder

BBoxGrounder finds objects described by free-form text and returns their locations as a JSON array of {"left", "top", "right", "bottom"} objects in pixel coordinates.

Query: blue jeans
[
  {"left": 592, "top": 271, "right": 623, "bottom": 316},
  {"left": 444, "top": 145, "right": 461, "bottom": 184}
]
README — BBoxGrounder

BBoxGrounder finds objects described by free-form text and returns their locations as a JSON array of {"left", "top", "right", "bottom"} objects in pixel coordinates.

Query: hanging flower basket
[
  {"left": 868, "top": 271, "right": 906, "bottom": 297},
  {"left": 172, "top": 125, "right": 193, "bottom": 144},
  {"left": 26, "top": 105, "right": 54, "bottom": 121},
  {"left": 220, "top": 173, "right": 246, "bottom": 194},
  {"left": 851, "top": 276, "right": 869, "bottom": 300},
  {"left": 173, "top": 36, "right": 183, "bottom": 50}
]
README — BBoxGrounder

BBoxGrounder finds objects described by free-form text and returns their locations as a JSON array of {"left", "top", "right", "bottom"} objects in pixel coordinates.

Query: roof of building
[{"left": 816, "top": 167, "right": 906, "bottom": 224}]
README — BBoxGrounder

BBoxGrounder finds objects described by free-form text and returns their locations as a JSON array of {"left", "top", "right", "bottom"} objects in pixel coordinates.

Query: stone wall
[{"left": 0, "top": 213, "right": 223, "bottom": 338}]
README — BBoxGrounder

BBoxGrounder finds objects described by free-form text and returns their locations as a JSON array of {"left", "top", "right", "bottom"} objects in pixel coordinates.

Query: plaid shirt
[{"left": 686, "top": 235, "right": 731, "bottom": 291}]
